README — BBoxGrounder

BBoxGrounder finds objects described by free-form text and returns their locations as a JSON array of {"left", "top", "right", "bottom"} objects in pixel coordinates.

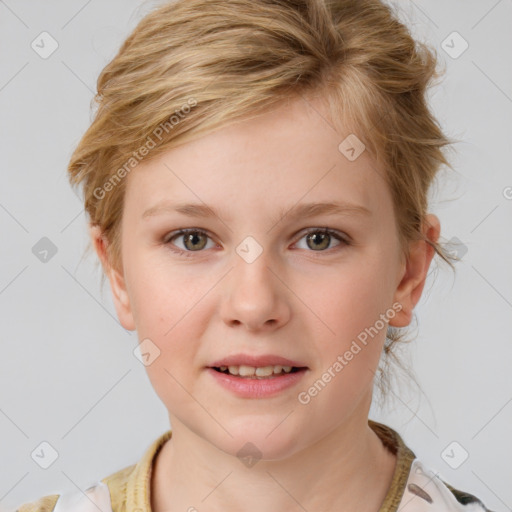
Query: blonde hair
[{"left": 68, "top": 0, "right": 458, "bottom": 407}]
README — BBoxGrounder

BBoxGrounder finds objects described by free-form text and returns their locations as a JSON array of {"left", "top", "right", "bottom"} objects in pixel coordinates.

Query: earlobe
[
  {"left": 389, "top": 214, "right": 440, "bottom": 328},
  {"left": 88, "top": 224, "right": 136, "bottom": 331}
]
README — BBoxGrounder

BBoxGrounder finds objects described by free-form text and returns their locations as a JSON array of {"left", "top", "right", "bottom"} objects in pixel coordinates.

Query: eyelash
[{"left": 163, "top": 228, "right": 350, "bottom": 258}]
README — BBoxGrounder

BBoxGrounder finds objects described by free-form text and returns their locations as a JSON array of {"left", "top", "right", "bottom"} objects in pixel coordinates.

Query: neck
[{"left": 151, "top": 411, "right": 397, "bottom": 512}]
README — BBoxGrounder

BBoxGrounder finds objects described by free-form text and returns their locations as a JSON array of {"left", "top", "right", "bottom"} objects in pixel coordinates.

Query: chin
[{"left": 214, "top": 424, "right": 303, "bottom": 463}]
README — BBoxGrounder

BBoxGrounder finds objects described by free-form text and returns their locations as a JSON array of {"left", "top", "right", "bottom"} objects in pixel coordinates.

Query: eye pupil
[
  {"left": 184, "top": 232, "right": 207, "bottom": 251},
  {"left": 307, "top": 232, "right": 330, "bottom": 251}
]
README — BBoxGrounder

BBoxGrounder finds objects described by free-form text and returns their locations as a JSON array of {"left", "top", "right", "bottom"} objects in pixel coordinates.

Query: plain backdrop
[{"left": 1, "top": 1, "right": 511, "bottom": 511}]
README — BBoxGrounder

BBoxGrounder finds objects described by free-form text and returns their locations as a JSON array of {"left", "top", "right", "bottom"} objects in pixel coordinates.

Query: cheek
[
  {"left": 133, "top": 277, "right": 211, "bottom": 412},
  {"left": 125, "top": 249, "right": 206, "bottom": 335},
  {"left": 301, "top": 257, "right": 394, "bottom": 406},
  {"left": 311, "top": 256, "right": 393, "bottom": 344},
  {"left": 304, "top": 271, "right": 388, "bottom": 413},
  {"left": 123, "top": 257, "right": 210, "bottom": 406}
]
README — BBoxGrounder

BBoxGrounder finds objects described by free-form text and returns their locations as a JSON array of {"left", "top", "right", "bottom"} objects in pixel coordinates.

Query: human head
[{"left": 68, "top": 0, "right": 456, "bottom": 405}]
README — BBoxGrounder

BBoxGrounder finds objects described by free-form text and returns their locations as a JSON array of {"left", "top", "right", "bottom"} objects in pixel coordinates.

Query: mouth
[
  {"left": 206, "top": 357, "right": 309, "bottom": 397},
  {"left": 210, "top": 365, "right": 307, "bottom": 379}
]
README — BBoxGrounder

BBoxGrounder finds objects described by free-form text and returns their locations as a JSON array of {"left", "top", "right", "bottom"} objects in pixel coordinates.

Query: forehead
[{"left": 123, "top": 95, "right": 390, "bottom": 221}]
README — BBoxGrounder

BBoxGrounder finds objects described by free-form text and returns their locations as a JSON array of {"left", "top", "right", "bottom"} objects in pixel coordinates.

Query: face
[{"left": 96, "top": 94, "right": 437, "bottom": 460}]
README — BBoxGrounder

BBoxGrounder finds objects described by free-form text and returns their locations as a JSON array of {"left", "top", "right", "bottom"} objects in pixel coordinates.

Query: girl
[{"left": 15, "top": 0, "right": 493, "bottom": 511}]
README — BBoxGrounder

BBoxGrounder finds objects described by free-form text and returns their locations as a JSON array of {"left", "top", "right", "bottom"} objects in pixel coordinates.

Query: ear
[
  {"left": 89, "top": 224, "right": 136, "bottom": 331},
  {"left": 389, "top": 214, "right": 440, "bottom": 328}
]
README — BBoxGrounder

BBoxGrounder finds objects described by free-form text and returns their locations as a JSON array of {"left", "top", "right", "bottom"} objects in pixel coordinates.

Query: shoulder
[
  {"left": 12, "top": 494, "right": 60, "bottom": 512},
  {"left": 12, "top": 430, "right": 170, "bottom": 512},
  {"left": 12, "top": 464, "right": 136, "bottom": 512},
  {"left": 399, "top": 459, "right": 495, "bottom": 512},
  {"left": 443, "top": 480, "right": 495, "bottom": 512},
  {"left": 13, "top": 481, "right": 112, "bottom": 512}
]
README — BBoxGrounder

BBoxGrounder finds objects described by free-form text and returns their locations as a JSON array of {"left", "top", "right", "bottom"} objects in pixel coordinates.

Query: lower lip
[{"left": 206, "top": 367, "right": 308, "bottom": 398}]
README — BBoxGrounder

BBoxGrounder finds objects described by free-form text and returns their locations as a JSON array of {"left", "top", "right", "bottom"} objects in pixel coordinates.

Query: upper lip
[{"left": 208, "top": 354, "right": 307, "bottom": 368}]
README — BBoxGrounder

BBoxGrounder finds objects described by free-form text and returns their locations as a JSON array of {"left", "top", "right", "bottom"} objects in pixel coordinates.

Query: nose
[{"left": 220, "top": 250, "right": 291, "bottom": 332}]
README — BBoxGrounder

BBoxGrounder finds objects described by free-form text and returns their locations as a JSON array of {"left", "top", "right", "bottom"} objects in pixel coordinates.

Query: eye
[
  {"left": 164, "top": 229, "right": 216, "bottom": 254},
  {"left": 163, "top": 227, "right": 350, "bottom": 257},
  {"left": 294, "top": 228, "right": 349, "bottom": 252}
]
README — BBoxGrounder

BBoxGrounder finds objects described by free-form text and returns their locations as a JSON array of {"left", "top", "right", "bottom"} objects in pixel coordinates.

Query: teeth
[{"left": 218, "top": 365, "right": 295, "bottom": 377}]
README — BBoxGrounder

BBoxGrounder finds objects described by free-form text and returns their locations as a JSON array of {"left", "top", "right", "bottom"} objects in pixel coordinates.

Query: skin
[{"left": 91, "top": 93, "right": 440, "bottom": 512}]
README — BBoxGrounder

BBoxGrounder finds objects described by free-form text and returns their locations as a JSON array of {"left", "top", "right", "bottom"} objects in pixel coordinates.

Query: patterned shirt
[{"left": 13, "top": 420, "right": 494, "bottom": 512}]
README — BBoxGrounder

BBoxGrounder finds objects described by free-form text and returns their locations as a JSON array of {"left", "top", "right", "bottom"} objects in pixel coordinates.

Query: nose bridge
[
  {"left": 231, "top": 240, "right": 277, "bottom": 304},
  {"left": 221, "top": 237, "right": 290, "bottom": 330}
]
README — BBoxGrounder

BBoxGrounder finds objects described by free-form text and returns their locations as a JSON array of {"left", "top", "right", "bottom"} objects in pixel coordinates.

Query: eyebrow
[{"left": 142, "top": 200, "right": 372, "bottom": 221}]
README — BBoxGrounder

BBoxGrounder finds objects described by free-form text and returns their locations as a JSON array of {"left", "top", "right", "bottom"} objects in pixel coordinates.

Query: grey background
[{"left": 1, "top": 1, "right": 511, "bottom": 511}]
